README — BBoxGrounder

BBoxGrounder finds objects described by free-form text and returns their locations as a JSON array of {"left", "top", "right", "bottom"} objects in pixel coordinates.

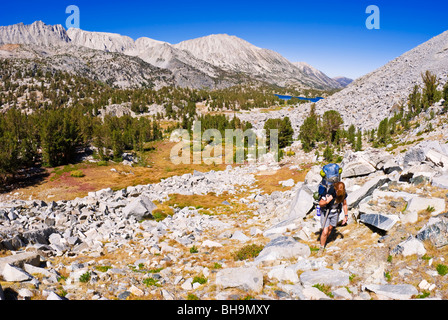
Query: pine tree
[
  {"left": 321, "top": 110, "right": 343, "bottom": 143},
  {"left": 377, "top": 118, "right": 389, "bottom": 146},
  {"left": 355, "top": 130, "right": 362, "bottom": 151},
  {"left": 421, "top": 71, "right": 440, "bottom": 110},
  {"left": 264, "top": 117, "right": 293, "bottom": 150},
  {"left": 323, "top": 145, "right": 334, "bottom": 162},
  {"left": 442, "top": 81, "right": 448, "bottom": 111},
  {"left": 347, "top": 124, "right": 356, "bottom": 146},
  {"left": 299, "top": 105, "right": 320, "bottom": 153},
  {"left": 40, "top": 110, "right": 81, "bottom": 167},
  {"left": 408, "top": 85, "right": 421, "bottom": 115}
]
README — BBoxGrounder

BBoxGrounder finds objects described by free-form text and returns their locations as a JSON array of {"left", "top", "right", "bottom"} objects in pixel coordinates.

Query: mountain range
[
  {"left": 1, "top": 20, "right": 447, "bottom": 134},
  {"left": 0, "top": 21, "right": 348, "bottom": 90}
]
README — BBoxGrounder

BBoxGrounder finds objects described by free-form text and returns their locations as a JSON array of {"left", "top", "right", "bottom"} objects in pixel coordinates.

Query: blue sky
[{"left": 1, "top": 0, "right": 447, "bottom": 79}]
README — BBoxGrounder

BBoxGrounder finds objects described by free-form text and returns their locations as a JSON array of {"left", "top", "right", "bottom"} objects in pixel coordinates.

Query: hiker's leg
[{"left": 320, "top": 225, "right": 333, "bottom": 247}]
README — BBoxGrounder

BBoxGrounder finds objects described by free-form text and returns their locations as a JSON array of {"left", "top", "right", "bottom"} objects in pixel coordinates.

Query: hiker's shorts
[{"left": 321, "top": 210, "right": 340, "bottom": 229}]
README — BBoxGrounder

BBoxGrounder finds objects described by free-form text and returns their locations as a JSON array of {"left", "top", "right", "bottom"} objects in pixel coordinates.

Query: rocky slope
[
  {"left": 292, "top": 62, "right": 343, "bottom": 89},
  {"left": 332, "top": 76, "right": 353, "bottom": 87},
  {"left": 312, "top": 30, "right": 448, "bottom": 130},
  {"left": 66, "top": 28, "right": 142, "bottom": 54},
  {"left": 174, "top": 35, "right": 340, "bottom": 89},
  {"left": 237, "top": 29, "right": 448, "bottom": 136},
  {"left": 1, "top": 125, "right": 448, "bottom": 300},
  {"left": 0, "top": 43, "right": 175, "bottom": 89}
]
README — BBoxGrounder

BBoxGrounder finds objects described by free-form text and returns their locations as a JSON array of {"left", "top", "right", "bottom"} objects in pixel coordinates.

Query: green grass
[
  {"left": 70, "top": 170, "right": 85, "bottom": 178},
  {"left": 151, "top": 210, "right": 169, "bottom": 222},
  {"left": 426, "top": 206, "right": 435, "bottom": 213},
  {"left": 95, "top": 266, "right": 112, "bottom": 272},
  {"left": 232, "top": 244, "right": 264, "bottom": 261},
  {"left": 79, "top": 271, "right": 91, "bottom": 283},
  {"left": 313, "top": 283, "right": 334, "bottom": 298},
  {"left": 415, "top": 291, "right": 431, "bottom": 299},
  {"left": 97, "top": 160, "right": 109, "bottom": 166},
  {"left": 148, "top": 267, "right": 164, "bottom": 274},
  {"left": 129, "top": 264, "right": 164, "bottom": 274},
  {"left": 190, "top": 245, "right": 199, "bottom": 253},
  {"left": 310, "top": 246, "right": 320, "bottom": 253},
  {"left": 143, "top": 277, "right": 161, "bottom": 287},
  {"left": 51, "top": 163, "right": 86, "bottom": 181},
  {"left": 422, "top": 254, "right": 432, "bottom": 261},
  {"left": 436, "top": 264, "right": 448, "bottom": 276},
  {"left": 349, "top": 274, "right": 358, "bottom": 283},
  {"left": 192, "top": 276, "right": 208, "bottom": 285}
]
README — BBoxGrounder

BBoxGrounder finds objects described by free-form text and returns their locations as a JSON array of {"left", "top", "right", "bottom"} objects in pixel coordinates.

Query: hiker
[{"left": 318, "top": 181, "right": 348, "bottom": 250}]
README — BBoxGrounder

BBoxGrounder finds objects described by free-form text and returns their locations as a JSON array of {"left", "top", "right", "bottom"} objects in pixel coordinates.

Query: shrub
[
  {"left": 415, "top": 291, "right": 430, "bottom": 299},
  {"left": 190, "top": 245, "right": 198, "bottom": 253},
  {"left": 212, "top": 262, "right": 222, "bottom": 269},
  {"left": 192, "top": 275, "right": 208, "bottom": 285},
  {"left": 233, "top": 244, "right": 264, "bottom": 261},
  {"left": 152, "top": 210, "right": 168, "bottom": 222},
  {"left": 70, "top": 170, "right": 85, "bottom": 178},
  {"left": 323, "top": 145, "right": 334, "bottom": 162},
  {"left": 143, "top": 277, "right": 161, "bottom": 287},
  {"left": 436, "top": 264, "right": 448, "bottom": 276},
  {"left": 79, "top": 271, "right": 91, "bottom": 283}
]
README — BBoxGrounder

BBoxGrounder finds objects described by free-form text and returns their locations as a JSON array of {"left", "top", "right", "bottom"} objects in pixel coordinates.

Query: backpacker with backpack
[{"left": 313, "top": 163, "right": 342, "bottom": 216}]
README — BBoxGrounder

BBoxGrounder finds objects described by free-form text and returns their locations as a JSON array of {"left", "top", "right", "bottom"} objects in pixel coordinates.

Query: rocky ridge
[
  {"left": 292, "top": 62, "right": 344, "bottom": 90},
  {"left": 0, "top": 43, "right": 176, "bottom": 90},
  {"left": 0, "top": 21, "right": 344, "bottom": 90},
  {"left": 303, "top": 30, "right": 448, "bottom": 130}
]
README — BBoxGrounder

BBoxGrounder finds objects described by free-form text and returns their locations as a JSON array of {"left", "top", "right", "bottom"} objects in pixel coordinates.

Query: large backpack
[{"left": 317, "top": 163, "right": 342, "bottom": 199}]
